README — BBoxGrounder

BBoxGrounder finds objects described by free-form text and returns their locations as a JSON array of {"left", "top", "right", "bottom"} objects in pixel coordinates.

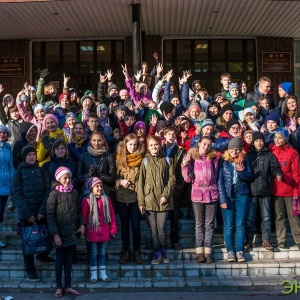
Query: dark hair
[
  {"left": 87, "top": 113, "right": 98, "bottom": 121},
  {"left": 125, "top": 110, "right": 136, "bottom": 119}
]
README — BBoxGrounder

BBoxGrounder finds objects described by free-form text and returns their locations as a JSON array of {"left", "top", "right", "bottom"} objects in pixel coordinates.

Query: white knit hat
[{"left": 55, "top": 167, "right": 72, "bottom": 181}]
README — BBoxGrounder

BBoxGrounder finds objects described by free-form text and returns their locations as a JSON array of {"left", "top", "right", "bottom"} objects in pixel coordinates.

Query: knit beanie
[
  {"left": 97, "top": 104, "right": 108, "bottom": 115},
  {"left": 226, "top": 119, "right": 240, "bottom": 130},
  {"left": 160, "top": 101, "right": 175, "bottom": 114},
  {"left": 266, "top": 113, "right": 279, "bottom": 124},
  {"left": 21, "top": 145, "right": 36, "bottom": 161},
  {"left": 119, "top": 89, "right": 129, "bottom": 97},
  {"left": 229, "top": 83, "right": 239, "bottom": 91},
  {"left": 20, "top": 94, "right": 29, "bottom": 102},
  {"left": 84, "top": 90, "right": 94, "bottom": 96},
  {"left": 169, "top": 93, "right": 180, "bottom": 102},
  {"left": 55, "top": 166, "right": 72, "bottom": 181},
  {"left": 3, "top": 94, "right": 14, "bottom": 103},
  {"left": 201, "top": 119, "right": 214, "bottom": 130},
  {"left": 134, "top": 121, "right": 146, "bottom": 132},
  {"left": 220, "top": 104, "right": 234, "bottom": 116},
  {"left": 246, "top": 102, "right": 259, "bottom": 109},
  {"left": 59, "top": 93, "right": 71, "bottom": 103},
  {"left": 124, "top": 100, "right": 134, "bottom": 108},
  {"left": 69, "top": 88, "right": 77, "bottom": 95},
  {"left": 278, "top": 82, "right": 292, "bottom": 94},
  {"left": 252, "top": 131, "right": 265, "bottom": 144},
  {"left": 244, "top": 107, "right": 256, "bottom": 117},
  {"left": 43, "top": 114, "right": 58, "bottom": 128},
  {"left": 228, "top": 137, "right": 243, "bottom": 150},
  {"left": 188, "top": 102, "right": 201, "bottom": 112},
  {"left": 66, "top": 112, "right": 77, "bottom": 121},
  {"left": 274, "top": 128, "right": 289, "bottom": 142},
  {"left": 29, "top": 86, "right": 37, "bottom": 92},
  {"left": 107, "top": 84, "right": 119, "bottom": 95},
  {"left": 85, "top": 177, "right": 103, "bottom": 191},
  {"left": 80, "top": 95, "right": 92, "bottom": 104},
  {"left": 0, "top": 124, "right": 11, "bottom": 138},
  {"left": 43, "top": 101, "right": 54, "bottom": 113},
  {"left": 33, "top": 103, "right": 45, "bottom": 114}
]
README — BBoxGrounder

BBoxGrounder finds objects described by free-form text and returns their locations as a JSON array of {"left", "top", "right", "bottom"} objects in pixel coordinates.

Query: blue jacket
[
  {"left": 0, "top": 142, "right": 14, "bottom": 196},
  {"left": 217, "top": 157, "right": 252, "bottom": 205}
]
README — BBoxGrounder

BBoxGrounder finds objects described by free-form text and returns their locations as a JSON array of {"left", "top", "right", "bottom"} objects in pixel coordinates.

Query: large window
[
  {"left": 163, "top": 39, "right": 256, "bottom": 95},
  {"left": 32, "top": 40, "right": 124, "bottom": 95}
]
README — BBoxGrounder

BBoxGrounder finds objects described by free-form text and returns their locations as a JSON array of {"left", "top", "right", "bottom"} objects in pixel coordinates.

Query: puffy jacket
[
  {"left": 47, "top": 183, "right": 84, "bottom": 248},
  {"left": 182, "top": 148, "right": 218, "bottom": 203},
  {"left": 212, "top": 130, "right": 232, "bottom": 153},
  {"left": 177, "top": 123, "right": 196, "bottom": 151},
  {"left": 81, "top": 195, "right": 117, "bottom": 243},
  {"left": 36, "top": 128, "right": 68, "bottom": 166},
  {"left": 77, "top": 150, "right": 116, "bottom": 196},
  {"left": 68, "top": 139, "right": 89, "bottom": 162},
  {"left": 269, "top": 143, "right": 300, "bottom": 197},
  {"left": 7, "top": 119, "right": 22, "bottom": 147},
  {"left": 12, "top": 162, "right": 50, "bottom": 220},
  {"left": 0, "top": 142, "right": 14, "bottom": 196},
  {"left": 247, "top": 147, "right": 282, "bottom": 196},
  {"left": 137, "top": 151, "right": 175, "bottom": 211},
  {"left": 218, "top": 156, "right": 252, "bottom": 205}
]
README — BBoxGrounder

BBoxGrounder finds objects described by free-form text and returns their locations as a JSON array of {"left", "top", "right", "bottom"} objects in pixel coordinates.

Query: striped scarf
[{"left": 55, "top": 184, "right": 73, "bottom": 193}]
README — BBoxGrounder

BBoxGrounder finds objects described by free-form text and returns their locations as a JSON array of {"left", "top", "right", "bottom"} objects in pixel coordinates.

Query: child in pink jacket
[{"left": 82, "top": 177, "right": 117, "bottom": 284}]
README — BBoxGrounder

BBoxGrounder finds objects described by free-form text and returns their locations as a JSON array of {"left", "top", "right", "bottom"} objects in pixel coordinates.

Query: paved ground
[{"left": 0, "top": 291, "right": 298, "bottom": 300}]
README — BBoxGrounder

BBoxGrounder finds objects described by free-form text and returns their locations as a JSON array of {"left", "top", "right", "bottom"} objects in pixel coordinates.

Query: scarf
[
  {"left": 71, "top": 134, "right": 86, "bottom": 149},
  {"left": 88, "top": 192, "right": 111, "bottom": 231},
  {"left": 55, "top": 184, "right": 73, "bottom": 193},
  {"left": 87, "top": 145, "right": 107, "bottom": 156},
  {"left": 126, "top": 152, "right": 144, "bottom": 167}
]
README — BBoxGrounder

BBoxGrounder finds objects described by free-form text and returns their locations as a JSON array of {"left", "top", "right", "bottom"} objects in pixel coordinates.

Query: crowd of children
[{"left": 0, "top": 56, "right": 300, "bottom": 296}]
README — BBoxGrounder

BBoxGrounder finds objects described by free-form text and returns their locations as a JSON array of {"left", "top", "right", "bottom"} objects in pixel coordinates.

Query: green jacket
[{"left": 137, "top": 151, "right": 175, "bottom": 211}]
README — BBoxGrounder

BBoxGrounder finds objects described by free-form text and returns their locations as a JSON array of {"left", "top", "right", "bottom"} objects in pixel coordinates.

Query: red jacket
[
  {"left": 177, "top": 123, "right": 196, "bottom": 151},
  {"left": 269, "top": 143, "right": 300, "bottom": 197},
  {"left": 82, "top": 196, "right": 117, "bottom": 243}
]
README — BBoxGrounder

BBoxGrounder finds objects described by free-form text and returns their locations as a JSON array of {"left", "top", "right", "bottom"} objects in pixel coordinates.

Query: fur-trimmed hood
[{"left": 188, "top": 147, "right": 216, "bottom": 160}]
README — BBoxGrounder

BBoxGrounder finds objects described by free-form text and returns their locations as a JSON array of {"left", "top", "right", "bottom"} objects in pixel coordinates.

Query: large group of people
[{"left": 0, "top": 53, "right": 300, "bottom": 297}]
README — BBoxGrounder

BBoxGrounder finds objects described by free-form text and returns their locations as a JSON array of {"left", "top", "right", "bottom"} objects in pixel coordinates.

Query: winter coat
[
  {"left": 247, "top": 147, "right": 282, "bottom": 196},
  {"left": 162, "top": 143, "right": 186, "bottom": 195},
  {"left": 97, "top": 82, "right": 122, "bottom": 107},
  {"left": 212, "top": 130, "right": 232, "bottom": 153},
  {"left": 218, "top": 156, "right": 252, "bottom": 205},
  {"left": 182, "top": 148, "right": 218, "bottom": 203},
  {"left": 0, "top": 142, "right": 14, "bottom": 196},
  {"left": 269, "top": 143, "right": 300, "bottom": 197},
  {"left": 125, "top": 78, "right": 152, "bottom": 105},
  {"left": 47, "top": 183, "right": 84, "bottom": 248},
  {"left": 81, "top": 195, "right": 117, "bottom": 243},
  {"left": 54, "top": 105, "right": 71, "bottom": 129},
  {"left": 7, "top": 119, "right": 22, "bottom": 147},
  {"left": 68, "top": 139, "right": 89, "bottom": 163},
  {"left": 137, "top": 151, "right": 176, "bottom": 211},
  {"left": 77, "top": 150, "right": 116, "bottom": 196},
  {"left": 36, "top": 128, "right": 68, "bottom": 166},
  {"left": 12, "top": 162, "right": 50, "bottom": 220},
  {"left": 177, "top": 123, "right": 196, "bottom": 151}
]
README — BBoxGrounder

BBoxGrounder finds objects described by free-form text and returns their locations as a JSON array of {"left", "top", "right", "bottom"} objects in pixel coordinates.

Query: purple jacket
[
  {"left": 125, "top": 78, "right": 152, "bottom": 105},
  {"left": 181, "top": 148, "right": 218, "bottom": 203}
]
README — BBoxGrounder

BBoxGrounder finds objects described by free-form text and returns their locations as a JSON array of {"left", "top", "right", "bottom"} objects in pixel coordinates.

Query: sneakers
[
  {"left": 151, "top": 250, "right": 162, "bottom": 265},
  {"left": 27, "top": 272, "right": 40, "bottom": 282},
  {"left": 227, "top": 251, "right": 236, "bottom": 262},
  {"left": 262, "top": 240, "right": 274, "bottom": 251},
  {"left": 161, "top": 248, "right": 169, "bottom": 263},
  {"left": 236, "top": 251, "right": 246, "bottom": 263},
  {"left": 119, "top": 249, "right": 131, "bottom": 264},
  {"left": 35, "top": 254, "right": 55, "bottom": 263},
  {"left": 133, "top": 250, "right": 143, "bottom": 264},
  {"left": 197, "top": 253, "right": 206, "bottom": 263},
  {"left": 243, "top": 241, "right": 253, "bottom": 251}
]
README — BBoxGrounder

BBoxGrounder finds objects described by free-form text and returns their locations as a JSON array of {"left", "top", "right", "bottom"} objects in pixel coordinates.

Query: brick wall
[
  {"left": 0, "top": 40, "right": 31, "bottom": 98},
  {"left": 257, "top": 37, "right": 294, "bottom": 92}
]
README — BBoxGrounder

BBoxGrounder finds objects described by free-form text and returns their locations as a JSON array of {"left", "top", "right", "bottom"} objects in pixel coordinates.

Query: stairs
[{"left": 1, "top": 206, "right": 299, "bottom": 291}]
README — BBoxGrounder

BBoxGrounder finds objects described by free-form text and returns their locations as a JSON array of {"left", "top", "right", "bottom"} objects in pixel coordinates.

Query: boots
[
  {"left": 99, "top": 266, "right": 111, "bottom": 282},
  {"left": 133, "top": 250, "right": 143, "bottom": 264},
  {"left": 204, "top": 247, "right": 214, "bottom": 264},
  {"left": 90, "top": 266, "right": 97, "bottom": 284},
  {"left": 0, "top": 223, "right": 6, "bottom": 248},
  {"left": 119, "top": 249, "right": 131, "bottom": 264},
  {"left": 196, "top": 247, "right": 205, "bottom": 263}
]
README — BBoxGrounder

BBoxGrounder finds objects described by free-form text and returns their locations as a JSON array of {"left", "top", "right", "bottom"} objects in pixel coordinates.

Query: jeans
[
  {"left": 193, "top": 201, "right": 217, "bottom": 248},
  {"left": 147, "top": 211, "right": 168, "bottom": 250},
  {"left": 246, "top": 196, "right": 271, "bottom": 242},
  {"left": 0, "top": 196, "right": 8, "bottom": 222},
  {"left": 90, "top": 241, "right": 108, "bottom": 267},
  {"left": 117, "top": 202, "right": 141, "bottom": 251},
  {"left": 55, "top": 245, "right": 76, "bottom": 289},
  {"left": 274, "top": 196, "right": 300, "bottom": 244},
  {"left": 169, "top": 194, "right": 180, "bottom": 245},
  {"left": 221, "top": 188, "right": 249, "bottom": 252}
]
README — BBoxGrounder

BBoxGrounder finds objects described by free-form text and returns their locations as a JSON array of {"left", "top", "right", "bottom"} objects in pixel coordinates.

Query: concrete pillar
[{"left": 131, "top": 4, "right": 142, "bottom": 74}]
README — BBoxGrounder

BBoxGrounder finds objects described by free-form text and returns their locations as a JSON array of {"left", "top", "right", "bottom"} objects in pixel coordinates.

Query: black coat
[
  {"left": 77, "top": 151, "right": 116, "bottom": 195},
  {"left": 247, "top": 147, "right": 282, "bottom": 196},
  {"left": 47, "top": 183, "right": 84, "bottom": 248},
  {"left": 12, "top": 162, "right": 50, "bottom": 221}
]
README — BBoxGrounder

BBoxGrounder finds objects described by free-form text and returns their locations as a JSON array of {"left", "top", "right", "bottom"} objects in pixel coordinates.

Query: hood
[
  {"left": 20, "top": 122, "right": 37, "bottom": 141},
  {"left": 219, "top": 130, "right": 232, "bottom": 138},
  {"left": 187, "top": 146, "right": 216, "bottom": 160}
]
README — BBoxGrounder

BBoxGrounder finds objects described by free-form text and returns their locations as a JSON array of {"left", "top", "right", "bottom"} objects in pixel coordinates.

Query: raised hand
[
  {"left": 40, "top": 68, "right": 49, "bottom": 79},
  {"left": 174, "top": 116, "right": 182, "bottom": 127},
  {"left": 121, "top": 64, "right": 129, "bottom": 79},
  {"left": 116, "top": 108, "right": 124, "bottom": 120},
  {"left": 106, "top": 69, "right": 113, "bottom": 81},
  {"left": 134, "top": 70, "right": 142, "bottom": 82},
  {"left": 149, "top": 114, "right": 158, "bottom": 127},
  {"left": 182, "top": 153, "right": 191, "bottom": 165},
  {"left": 0, "top": 84, "right": 3, "bottom": 94},
  {"left": 166, "top": 69, "right": 174, "bottom": 82},
  {"left": 99, "top": 73, "right": 107, "bottom": 84},
  {"left": 63, "top": 73, "right": 70, "bottom": 88},
  {"left": 156, "top": 63, "right": 163, "bottom": 77}
]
